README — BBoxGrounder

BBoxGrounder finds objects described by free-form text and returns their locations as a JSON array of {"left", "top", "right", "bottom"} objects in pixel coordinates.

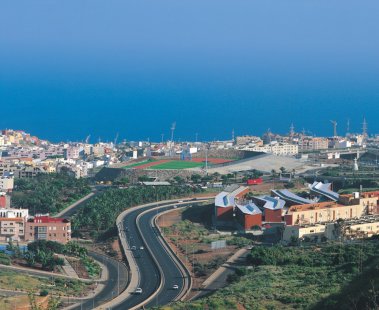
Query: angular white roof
[
  {"left": 215, "top": 186, "right": 248, "bottom": 208},
  {"left": 215, "top": 191, "right": 234, "bottom": 207},
  {"left": 310, "top": 182, "right": 339, "bottom": 201},
  {"left": 271, "top": 189, "right": 313, "bottom": 205},
  {"left": 255, "top": 195, "right": 285, "bottom": 210},
  {"left": 236, "top": 202, "right": 262, "bottom": 215}
]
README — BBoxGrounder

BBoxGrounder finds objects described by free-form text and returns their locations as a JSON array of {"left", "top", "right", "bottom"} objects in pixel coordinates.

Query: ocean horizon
[{"left": 1, "top": 0, "right": 378, "bottom": 143}]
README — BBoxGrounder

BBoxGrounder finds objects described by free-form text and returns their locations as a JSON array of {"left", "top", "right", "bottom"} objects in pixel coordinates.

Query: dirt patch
[
  {"left": 156, "top": 209, "right": 181, "bottom": 228},
  {"left": 66, "top": 257, "right": 89, "bottom": 279},
  {"left": 248, "top": 180, "right": 307, "bottom": 194},
  {"left": 0, "top": 295, "right": 50, "bottom": 310},
  {"left": 156, "top": 205, "right": 245, "bottom": 300},
  {"left": 111, "top": 239, "right": 124, "bottom": 261},
  {"left": 191, "top": 158, "right": 233, "bottom": 164}
]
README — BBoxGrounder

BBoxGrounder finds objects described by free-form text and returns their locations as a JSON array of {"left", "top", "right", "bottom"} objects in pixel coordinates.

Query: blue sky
[{"left": 0, "top": 0, "right": 378, "bottom": 142}]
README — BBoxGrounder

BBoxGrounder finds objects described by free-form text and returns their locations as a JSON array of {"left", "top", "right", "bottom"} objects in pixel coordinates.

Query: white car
[
  {"left": 178, "top": 200, "right": 183, "bottom": 203},
  {"left": 140, "top": 246, "right": 144, "bottom": 250},
  {"left": 131, "top": 246, "right": 136, "bottom": 251},
  {"left": 172, "top": 284, "right": 179, "bottom": 290},
  {"left": 135, "top": 287, "right": 142, "bottom": 294}
]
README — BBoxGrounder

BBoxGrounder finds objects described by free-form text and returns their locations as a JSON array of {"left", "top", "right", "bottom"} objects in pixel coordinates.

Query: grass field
[
  {"left": 0, "top": 270, "right": 91, "bottom": 297},
  {"left": 0, "top": 295, "right": 49, "bottom": 310},
  {"left": 148, "top": 160, "right": 204, "bottom": 170}
]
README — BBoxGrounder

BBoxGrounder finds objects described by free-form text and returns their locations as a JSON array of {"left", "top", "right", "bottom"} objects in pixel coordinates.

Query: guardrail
[
  {"left": 154, "top": 208, "right": 193, "bottom": 301},
  {"left": 96, "top": 197, "right": 213, "bottom": 310}
]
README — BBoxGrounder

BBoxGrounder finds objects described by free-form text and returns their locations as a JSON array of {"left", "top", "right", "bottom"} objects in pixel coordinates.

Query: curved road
[
  {"left": 109, "top": 199, "right": 210, "bottom": 310},
  {"left": 50, "top": 190, "right": 130, "bottom": 310},
  {"left": 70, "top": 252, "right": 128, "bottom": 310}
]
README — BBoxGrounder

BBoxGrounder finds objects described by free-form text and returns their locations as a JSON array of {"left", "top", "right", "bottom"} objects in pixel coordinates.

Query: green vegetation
[
  {"left": 72, "top": 185, "right": 203, "bottom": 239},
  {"left": 149, "top": 160, "right": 204, "bottom": 170},
  {"left": 0, "top": 252, "right": 11, "bottom": 265},
  {"left": 29, "top": 291, "right": 61, "bottom": 310},
  {"left": 0, "top": 269, "right": 89, "bottom": 296},
  {"left": 81, "top": 256, "right": 101, "bottom": 278},
  {"left": 12, "top": 172, "right": 91, "bottom": 215},
  {"left": 166, "top": 243, "right": 379, "bottom": 310},
  {"left": 23, "top": 240, "right": 95, "bottom": 273}
]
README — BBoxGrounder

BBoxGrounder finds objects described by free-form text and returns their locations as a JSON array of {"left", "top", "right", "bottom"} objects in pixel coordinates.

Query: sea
[{"left": 1, "top": 0, "right": 379, "bottom": 143}]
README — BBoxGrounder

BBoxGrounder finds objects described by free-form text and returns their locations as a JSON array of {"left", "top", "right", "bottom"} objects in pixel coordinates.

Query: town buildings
[
  {"left": 0, "top": 175, "right": 14, "bottom": 192},
  {"left": 0, "top": 191, "right": 71, "bottom": 243},
  {"left": 215, "top": 183, "right": 379, "bottom": 243},
  {"left": 25, "top": 215, "right": 71, "bottom": 244},
  {"left": 298, "top": 137, "right": 329, "bottom": 151}
]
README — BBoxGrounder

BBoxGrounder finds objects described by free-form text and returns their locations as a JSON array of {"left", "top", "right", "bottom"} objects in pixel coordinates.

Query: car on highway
[
  {"left": 178, "top": 200, "right": 183, "bottom": 203},
  {"left": 172, "top": 284, "right": 179, "bottom": 290},
  {"left": 173, "top": 205, "right": 178, "bottom": 208},
  {"left": 135, "top": 287, "right": 143, "bottom": 294}
]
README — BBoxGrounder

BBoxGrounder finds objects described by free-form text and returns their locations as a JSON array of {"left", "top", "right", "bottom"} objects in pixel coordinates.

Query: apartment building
[
  {"left": 284, "top": 201, "right": 366, "bottom": 226},
  {"left": 25, "top": 216, "right": 71, "bottom": 244},
  {"left": 0, "top": 175, "right": 14, "bottom": 192},
  {"left": 250, "top": 143, "right": 298, "bottom": 156},
  {"left": 298, "top": 137, "right": 329, "bottom": 151},
  {"left": 283, "top": 215, "right": 379, "bottom": 243},
  {"left": 0, "top": 218, "right": 25, "bottom": 242},
  {"left": 0, "top": 206, "right": 28, "bottom": 242}
]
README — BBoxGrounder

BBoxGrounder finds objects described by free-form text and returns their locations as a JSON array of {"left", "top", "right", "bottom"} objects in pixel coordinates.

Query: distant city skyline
[{"left": 0, "top": 116, "right": 374, "bottom": 145}]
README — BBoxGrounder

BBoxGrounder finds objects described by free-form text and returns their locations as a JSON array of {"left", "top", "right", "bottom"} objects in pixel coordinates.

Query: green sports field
[
  {"left": 122, "top": 159, "right": 156, "bottom": 169},
  {"left": 148, "top": 160, "right": 204, "bottom": 170}
]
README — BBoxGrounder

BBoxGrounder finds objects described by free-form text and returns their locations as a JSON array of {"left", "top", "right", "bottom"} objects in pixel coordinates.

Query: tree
[
  {"left": 271, "top": 169, "right": 277, "bottom": 180},
  {"left": 191, "top": 174, "right": 202, "bottom": 184},
  {"left": 138, "top": 175, "right": 150, "bottom": 182}
]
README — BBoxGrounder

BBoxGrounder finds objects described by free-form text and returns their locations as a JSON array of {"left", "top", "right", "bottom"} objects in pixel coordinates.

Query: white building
[
  {"left": 0, "top": 176, "right": 14, "bottom": 192},
  {"left": 248, "top": 143, "right": 298, "bottom": 156}
]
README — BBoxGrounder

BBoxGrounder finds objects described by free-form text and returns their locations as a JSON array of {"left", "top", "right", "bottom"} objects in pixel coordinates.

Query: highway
[
  {"left": 106, "top": 198, "right": 210, "bottom": 310},
  {"left": 70, "top": 252, "right": 128, "bottom": 310},
  {"left": 50, "top": 189, "right": 130, "bottom": 310}
]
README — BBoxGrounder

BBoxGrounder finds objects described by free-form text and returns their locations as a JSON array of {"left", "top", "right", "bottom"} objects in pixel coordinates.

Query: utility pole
[
  {"left": 330, "top": 120, "right": 338, "bottom": 137},
  {"left": 118, "top": 261, "right": 120, "bottom": 295},
  {"left": 170, "top": 122, "right": 176, "bottom": 156},
  {"left": 362, "top": 117, "right": 368, "bottom": 141},
  {"left": 205, "top": 145, "right": 208, "bottom": 174},
  {"left": 289, "top": 123, "right": 295, "bottom": 140}
]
